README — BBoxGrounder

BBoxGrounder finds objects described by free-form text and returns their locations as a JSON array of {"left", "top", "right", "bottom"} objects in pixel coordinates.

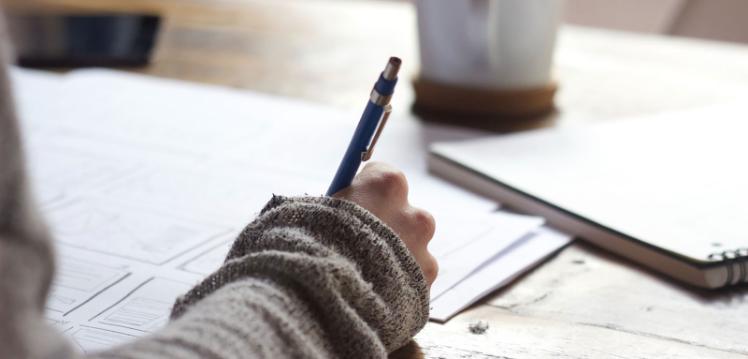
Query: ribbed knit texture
[{"left": 0, "top": 11, "right": 429, "bottom": 359}]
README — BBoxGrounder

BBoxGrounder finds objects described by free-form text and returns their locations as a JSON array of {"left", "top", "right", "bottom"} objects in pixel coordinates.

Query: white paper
[
  {"left": 10, "top": 68, "right": 566, "bottom": 352},
  {"left": 429, "top": 211, "right": 544, "bottom": 299},
  {"left": 47, "top": 256, "right": 130, "bottom": 315},
  {"left": 430, "top": 226, "right": 572, "bottom": 322}
]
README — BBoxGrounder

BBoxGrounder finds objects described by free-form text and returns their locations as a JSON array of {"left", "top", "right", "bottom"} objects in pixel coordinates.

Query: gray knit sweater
[{"left": 0, "top": 15, "right": 429, "bottom": 359}]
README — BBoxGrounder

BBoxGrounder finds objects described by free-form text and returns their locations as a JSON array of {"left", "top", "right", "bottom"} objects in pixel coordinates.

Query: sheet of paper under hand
[
  {"left": 428, "top": 211, "right": 545, "bottom": 299},
  {"left": 429, "top": 226, "right": 572, "bottom": 322}
]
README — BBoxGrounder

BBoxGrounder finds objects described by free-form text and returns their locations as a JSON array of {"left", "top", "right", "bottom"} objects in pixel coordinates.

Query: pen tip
[{"left": 383, "top": 57, "right": 401, "bottom": 81}]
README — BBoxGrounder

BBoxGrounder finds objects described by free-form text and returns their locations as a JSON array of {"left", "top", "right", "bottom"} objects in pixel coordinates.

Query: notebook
[{"left": 429, "top": 103, "right": 748, "bottom": 289}]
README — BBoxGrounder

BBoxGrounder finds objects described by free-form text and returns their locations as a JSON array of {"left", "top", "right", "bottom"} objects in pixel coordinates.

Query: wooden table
[{"left": 5, "top": 0, "right": 748, "bottom": 358}]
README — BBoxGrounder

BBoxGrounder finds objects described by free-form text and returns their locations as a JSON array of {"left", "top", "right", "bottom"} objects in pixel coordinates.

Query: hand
[{"left": 333, "top": 162, "right": 438, "bottom": 285}]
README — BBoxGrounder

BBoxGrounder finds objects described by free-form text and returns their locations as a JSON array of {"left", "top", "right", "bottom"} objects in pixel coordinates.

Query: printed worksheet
[
  {"left": 180, "top": 240, "right": 234, "bottom": 275},
  {"left": 45, "top": 198, "right": 230, "bottom": 265},
  {"left": 47, "top": 256, "right": 129, "bottom": 315},
  {"left": 12, "top": 68, "right": 567, "bottom": 353},
  {"left": 91, "top": 277, "right": 194, "bottom": 332}
]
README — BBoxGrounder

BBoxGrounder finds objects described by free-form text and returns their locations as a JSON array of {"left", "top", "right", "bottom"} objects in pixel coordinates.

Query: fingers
[
  {"left": 334, "top": 162, "right": 408, "bottom": 219},
  {"left": 358, "top": 162, "right": 409, "bottom": 202},
  {"left": 393, "top": 206, "right": 435, "bottom": 245},
  {"left": 408, "top": 207, "right": 436, "bottom": 241},
  {"left": 422, "top": 253, "right": 439, "bottom": 285},
  {"left": 403, "top": 241, "right": 438, "bottom": 285},
  {"left": 400, "top": 206, "right": 438, "bottom": 285},
  {"left": 332, "top": 161, "right": 438, "bottom": 286}
]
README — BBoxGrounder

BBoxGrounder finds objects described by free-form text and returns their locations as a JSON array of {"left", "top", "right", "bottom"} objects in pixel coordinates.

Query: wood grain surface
[{"left": 4, "top": 0, "right": 748, "bottom": 358}]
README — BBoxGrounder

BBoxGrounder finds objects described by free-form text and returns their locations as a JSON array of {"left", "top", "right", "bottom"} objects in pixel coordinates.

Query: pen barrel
[
  {"left": 374, "top": 73, "right": 398, "bottom": 96},
  {"left": 326, "top": 101, "right": 385, "bottom": 196},
  {"left": 326, "top": 57, "right": 400, "bottom": 196}
]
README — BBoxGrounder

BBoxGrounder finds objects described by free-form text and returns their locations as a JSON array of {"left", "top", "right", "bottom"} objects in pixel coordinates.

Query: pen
[{"left": 326, "top": 57, "right": 401, "bottom": 196}]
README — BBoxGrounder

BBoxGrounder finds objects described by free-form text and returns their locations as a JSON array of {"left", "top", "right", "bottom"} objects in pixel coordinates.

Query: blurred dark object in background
[{"left": 7, "top": 13, "right": 160, "bottom": 68}]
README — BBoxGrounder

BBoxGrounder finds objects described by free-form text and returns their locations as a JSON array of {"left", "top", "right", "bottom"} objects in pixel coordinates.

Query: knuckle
[
  {"left": 371, "top": 169, "right": 408, "bottom": 197},
  {"left": 362, "top": 161, "right": 382, "bottom": 173},
  {"left": 411, "top": 209, "right": 436, "bottom": 240},
  {"left": 423, "top": 256, "right": 439, "bottom": 283}
]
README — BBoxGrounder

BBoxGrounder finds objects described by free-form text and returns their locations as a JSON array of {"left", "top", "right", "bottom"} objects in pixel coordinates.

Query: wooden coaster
[{"left": 412, "top": 77, "right": 557, "bottom": 119}]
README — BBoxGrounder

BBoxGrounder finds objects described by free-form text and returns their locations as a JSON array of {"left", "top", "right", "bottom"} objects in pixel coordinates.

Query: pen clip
[{"left": 361, "top": 104, "right": 392, "bottom": 161}]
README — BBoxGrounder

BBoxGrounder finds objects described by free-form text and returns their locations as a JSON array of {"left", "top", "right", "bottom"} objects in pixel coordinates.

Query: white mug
[{"left": 416, "top": 0, "right": 562, "bottom": 90}]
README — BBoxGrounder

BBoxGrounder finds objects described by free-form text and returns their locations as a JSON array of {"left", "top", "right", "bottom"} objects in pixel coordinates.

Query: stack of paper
[{"left": 12, "top": 68, "right": 570, "bottom": 352}]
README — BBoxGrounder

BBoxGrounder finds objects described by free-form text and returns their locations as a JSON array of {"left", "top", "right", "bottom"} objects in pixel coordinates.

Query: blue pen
[{"left": 326, "top": 57, "right": 401, "bottom": 196}]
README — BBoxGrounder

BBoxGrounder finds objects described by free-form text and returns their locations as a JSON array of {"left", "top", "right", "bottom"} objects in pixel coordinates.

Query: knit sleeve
[{"left": 94, "top": 195, "right": 430, "bottom": 359}]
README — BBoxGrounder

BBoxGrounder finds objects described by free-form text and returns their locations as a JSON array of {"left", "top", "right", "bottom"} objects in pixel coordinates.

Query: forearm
[
  {"left": 225, "top": 195, "right": 430, "bottom": 353},
  {"left": 96, "top": 196, "right": 429, "bottom": 359}
]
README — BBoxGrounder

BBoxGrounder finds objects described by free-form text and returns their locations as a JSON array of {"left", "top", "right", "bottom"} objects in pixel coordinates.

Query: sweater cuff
[
  {"left": 171, "top": 195, "right": 430, "bottom": 352},
  {"left": 260, "top": 195, "right": 428, "bottom": 287}
]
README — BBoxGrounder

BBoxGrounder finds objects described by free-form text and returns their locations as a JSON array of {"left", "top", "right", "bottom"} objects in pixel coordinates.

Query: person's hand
[{"left": 333, "top": 162, "right": 438, "bottom": 285}]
